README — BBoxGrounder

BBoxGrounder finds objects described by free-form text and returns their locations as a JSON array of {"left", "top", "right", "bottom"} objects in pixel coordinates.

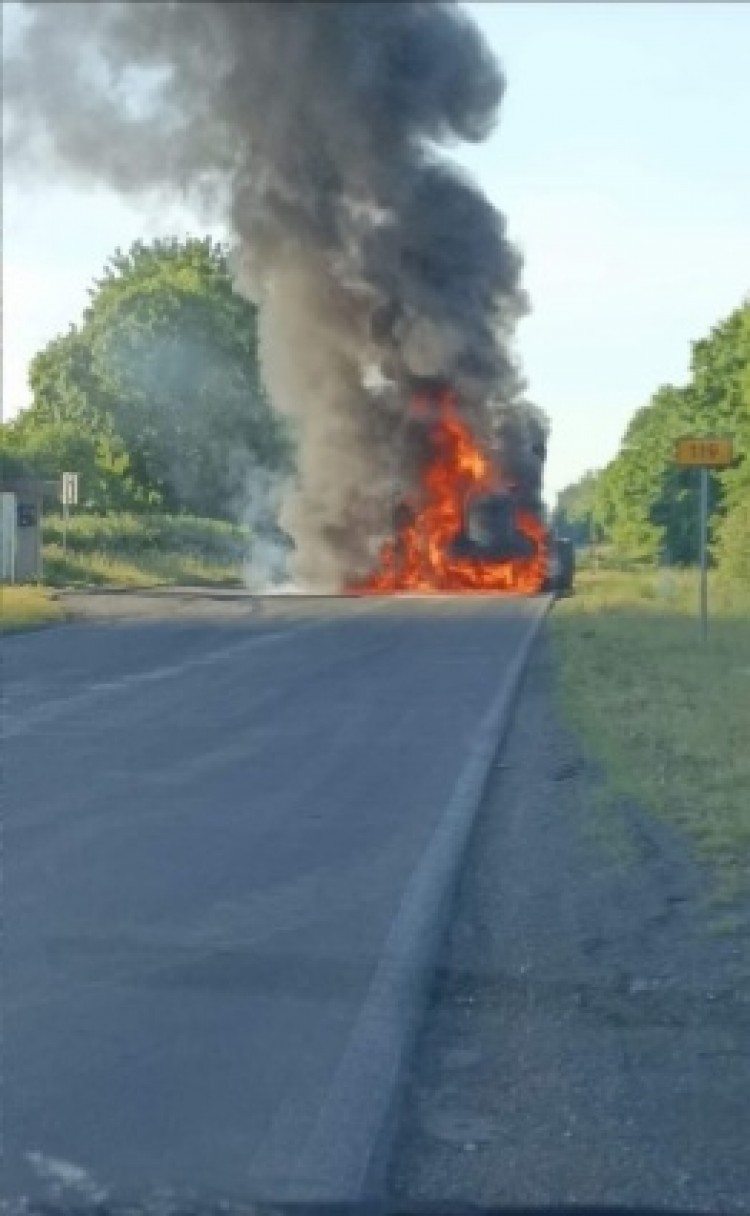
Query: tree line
[
  {"left": 1, "top": 237, "right": 293, "bottom": 521},
  {"left": 5, "top": 236, "right": 747, "bottom": 584},
  {"left": 553, "top": 300, "right": 750, "bottom": 584}
]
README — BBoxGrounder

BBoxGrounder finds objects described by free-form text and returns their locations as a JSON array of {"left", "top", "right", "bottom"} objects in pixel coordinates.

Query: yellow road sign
[{"left": 674, "top": 437, "right": 734, "bottom": 468}]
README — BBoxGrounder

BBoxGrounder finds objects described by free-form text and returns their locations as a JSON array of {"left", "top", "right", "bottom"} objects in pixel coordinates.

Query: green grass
[
  {"left": 42, "top": 544, "right": 244, "bottom": 588},
  {"left": 41, "top": 512, "right": 248, "bottom": 588},
  {"left": 551, "top": 569, "right": 750, "bottom": 901},
  {"left": 1, "top": 585, "right": 67, "bottom": 633}
]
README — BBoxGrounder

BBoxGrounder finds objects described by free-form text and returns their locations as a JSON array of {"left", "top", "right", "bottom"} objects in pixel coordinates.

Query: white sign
[{"left": 61, "top": 472, "right": 79, "bottom": 506}]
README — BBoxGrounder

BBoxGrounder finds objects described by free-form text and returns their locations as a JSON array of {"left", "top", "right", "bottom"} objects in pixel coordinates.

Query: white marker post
[
  {"left": 61, "top": 472, "right": 79, "bottom": 555},
  {"left": 674, "top": 437, "right": 733, "bottom": 642}
]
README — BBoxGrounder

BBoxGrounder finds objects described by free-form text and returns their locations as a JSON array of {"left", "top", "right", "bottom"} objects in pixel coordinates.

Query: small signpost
[
  {"left": 61, "top": 471, "right": 79, "bottom": 555},
  {"left": 674, "top": 437, "right": 734, "bottom": 640}
]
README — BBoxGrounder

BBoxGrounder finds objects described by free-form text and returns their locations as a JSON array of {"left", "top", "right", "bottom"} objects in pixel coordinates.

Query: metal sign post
[
  {"left": 699, "top": 465, "right": 709, "bottom": 642},
  {"left": 674, "top": 437, "right": 733, "bottom": 642}
]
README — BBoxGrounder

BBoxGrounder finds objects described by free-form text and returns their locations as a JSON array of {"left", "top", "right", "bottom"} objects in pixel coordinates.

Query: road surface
[
  {"left": 390, "top": 640, "right": 750, "bottom": 1214},
  {"left": 3, "top": 594, "right": 541, "bottom": 1206}
]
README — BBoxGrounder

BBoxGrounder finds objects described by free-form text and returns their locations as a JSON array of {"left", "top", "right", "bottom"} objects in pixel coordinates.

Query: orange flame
[{"left": 350, "top": 388, "right": 548, "bottom": 594}]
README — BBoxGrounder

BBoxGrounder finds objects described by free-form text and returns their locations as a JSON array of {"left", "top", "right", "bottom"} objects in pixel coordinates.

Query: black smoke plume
[{"left": 4, "top": 1, "right": 548, "bottom": 588}]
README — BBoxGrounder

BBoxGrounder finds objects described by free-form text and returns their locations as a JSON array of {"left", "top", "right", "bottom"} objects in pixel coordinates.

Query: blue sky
[{"left": 3, "top": 2, "right": 749, "bottom": 502}]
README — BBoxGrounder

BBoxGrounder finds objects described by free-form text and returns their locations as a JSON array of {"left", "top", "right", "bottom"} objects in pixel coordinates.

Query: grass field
[
  {"left": 551, "top": 569, "right": 750, "bottom": 902},
  {"left": 41, "top": 512, "right": 248, "bottom": 588},
  {"left": 1, "top": 585, "right": 67, "bottom": 633}
]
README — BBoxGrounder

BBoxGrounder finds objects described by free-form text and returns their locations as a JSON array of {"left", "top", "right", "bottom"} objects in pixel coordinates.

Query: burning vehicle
[
  {"left": 453, "top": 492, "right": 575, "bottom": 595},
  {"left": 351, "top": 383, "right": 573, "bottom": 596}
]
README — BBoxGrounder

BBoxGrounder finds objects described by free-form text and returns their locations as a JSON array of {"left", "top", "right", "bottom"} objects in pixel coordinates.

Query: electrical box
[
  {"left": 1, "top": 493, "right": 17, "bottom": 583},
  {"left": 0, "top": 481, "right": 45, "bottom": 582}
]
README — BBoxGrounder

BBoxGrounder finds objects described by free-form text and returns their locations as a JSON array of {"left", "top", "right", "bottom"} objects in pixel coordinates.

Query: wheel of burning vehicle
[{"left": 554, "top": 538, "right": 575, "bottom": 593}]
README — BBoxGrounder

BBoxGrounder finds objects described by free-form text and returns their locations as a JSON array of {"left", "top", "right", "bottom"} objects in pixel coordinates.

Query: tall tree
[{"left": 10, "top": 237, "right": 293, "bottom": 517}]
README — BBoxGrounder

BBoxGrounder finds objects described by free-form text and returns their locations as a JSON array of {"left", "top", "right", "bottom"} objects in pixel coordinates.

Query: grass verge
[
  {"left": 41, "top": 512, "right": 248, "bottom": 588},
  {"left": 1, "top": 585, "right": 67, "bottom": 633},
  {"left": 551, "top": 569, "right": 750, "bottom": 902},
  {"left": 42, "top": 544, "right": 244, "bottom": 589}
]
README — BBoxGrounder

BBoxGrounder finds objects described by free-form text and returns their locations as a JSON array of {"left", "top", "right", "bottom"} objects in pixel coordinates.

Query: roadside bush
[{"left": 714, "top": 495, "right": 750, "bottom": 587}]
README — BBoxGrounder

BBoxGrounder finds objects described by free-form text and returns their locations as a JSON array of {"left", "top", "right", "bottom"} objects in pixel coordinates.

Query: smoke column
[{"left": 4, "top": 1, "right": 548, "bottom": 588}]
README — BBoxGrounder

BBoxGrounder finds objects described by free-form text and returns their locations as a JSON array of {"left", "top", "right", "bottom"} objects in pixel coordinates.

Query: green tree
[
  {"left": 553, "top": 469, "right": 603, "bottom": 545},
  {"left": 7, "top": 237, "right": 293, "bottom": 517},
  {"left": 714, "top": 489, "right": 750, "bottom": 586},
  {"left": 2, "top": 416, "right": 153, "bottom": 513},
  {"left": 592, "top": 300, "right": 749, "bottom": 567},
  {"left": 694, "top": 303, "right": 750, "bottom": 504},
  {"left": 26, "top": 327, "right": 109, "bottom": 429}
]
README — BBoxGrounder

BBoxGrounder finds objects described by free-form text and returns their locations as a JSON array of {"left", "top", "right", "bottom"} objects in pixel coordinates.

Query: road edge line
[{"left": 287, "top": 594, "right": 553, "bottom": 1200}]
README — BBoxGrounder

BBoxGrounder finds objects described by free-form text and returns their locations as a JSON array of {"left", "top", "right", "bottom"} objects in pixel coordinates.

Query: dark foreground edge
[{"left": 7, "top": 1201, "right": 723, "bottom": 1216}]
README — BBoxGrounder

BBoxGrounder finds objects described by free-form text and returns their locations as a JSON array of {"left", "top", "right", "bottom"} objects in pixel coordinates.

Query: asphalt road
[{"left": 3, "top": 594, "right": 542, "bottom": 1206}]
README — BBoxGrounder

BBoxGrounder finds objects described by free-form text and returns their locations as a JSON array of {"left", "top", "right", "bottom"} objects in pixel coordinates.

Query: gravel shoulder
[{"left": 388, "top": 634, "right": 750, "bottom": 1213}]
